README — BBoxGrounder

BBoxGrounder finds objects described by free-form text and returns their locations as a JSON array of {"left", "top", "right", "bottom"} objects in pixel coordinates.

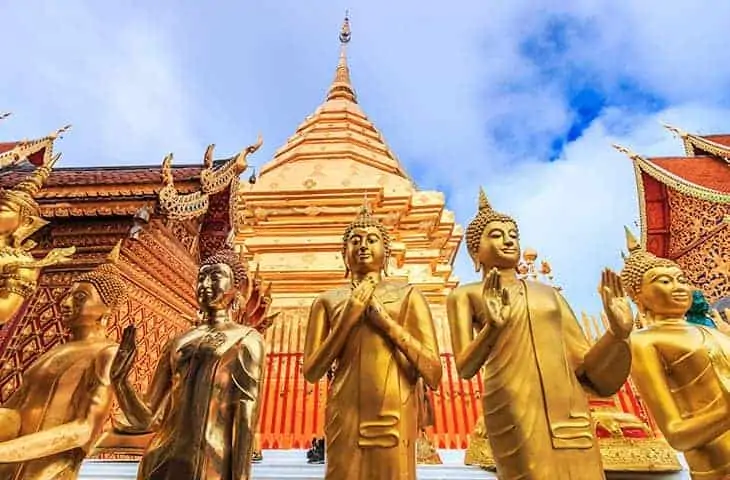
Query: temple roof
[
  {"left": 663, "top": 123, "right": 730, "bottom": 161},
  {"left": 256, "top": 15, "right": 412, "bottom": 190},
  {"left": 614, "top": 137, "right": 730, "bottom": 204},
  {"left": 0, "top": 163, "right": 202, "bottom": 217},
  {"left": 0, "top": 120, "right": 71, "bottom": 170}
]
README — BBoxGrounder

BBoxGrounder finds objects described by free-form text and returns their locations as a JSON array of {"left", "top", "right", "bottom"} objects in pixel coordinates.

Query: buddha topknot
[{"left": 465, "top": 187, "right": 519, "bottom": 260}]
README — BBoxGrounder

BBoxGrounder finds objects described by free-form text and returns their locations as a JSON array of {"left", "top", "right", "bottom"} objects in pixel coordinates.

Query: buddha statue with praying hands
[
  {"left": 622, "top": 228, "right": 730, "bottom": 479},
  {"left": 0, "top": 154, "right": 74, "bottom": 326},
  {"left": 0, "top": 243, "right": 128, "bottom": 480},
  {"left": 110, "top": 247, "right": 265, "bottom": 480},
  {"left": 447, "top": 188, "right": 634, "bottom": 480},
  {"left": 303, "top": 201, "right": 442, "bottom": 480}
]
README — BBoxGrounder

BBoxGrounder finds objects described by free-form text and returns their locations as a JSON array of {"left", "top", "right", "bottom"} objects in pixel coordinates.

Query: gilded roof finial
[{"left": 327, "top": 11, "right": 357, "bottom": 103}]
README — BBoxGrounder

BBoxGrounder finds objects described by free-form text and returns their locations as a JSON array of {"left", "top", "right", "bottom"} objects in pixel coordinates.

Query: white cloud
[{"left": 0, "top": 1, "right": 202, "bottom": 165}]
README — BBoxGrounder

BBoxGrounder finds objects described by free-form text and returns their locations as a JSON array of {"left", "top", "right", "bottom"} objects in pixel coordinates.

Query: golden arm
[
  {"left": 631, "top": 342, "right": 730, "bottom": 451},
  {"left": 303, "top": 296, "right": 359, "bottom": 383},
  {"left": 447, "top": 289, "right": 497, "bottom": 380},
  {"left": 0, "top": 346, "right": 117, "bottom": 463},
  {"left": 558, "top": 293, "right": 631, "bottom": 396},
  {"left": 113, "top": 342, "right": 173, "bottom": 432},
  {"left": 369, "top": 289, "right": 442, "bottom": 389},
  {"left": 232, "top": 334, "right": 266, "bottom": 480}
]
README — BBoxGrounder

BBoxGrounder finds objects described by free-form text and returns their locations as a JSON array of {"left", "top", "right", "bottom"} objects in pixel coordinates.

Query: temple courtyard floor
[{"left": 79, "top": 449, "right": 691, "bottom": 479}]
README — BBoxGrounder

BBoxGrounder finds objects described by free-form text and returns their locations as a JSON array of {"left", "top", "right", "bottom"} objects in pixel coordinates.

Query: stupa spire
[{"left": 326, "top": 11, "right": 357, "bottom": 103}]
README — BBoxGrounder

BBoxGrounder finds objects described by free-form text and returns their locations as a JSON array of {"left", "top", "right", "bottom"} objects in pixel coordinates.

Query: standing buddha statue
[
  {"left": 621, "top": 227, "right": 730, "bottom": 479},
  {"left": 110, "top": 247, "right": 266, "bottom": 480},
  {"left": 303, "top": 202, "right": 442, "bottom": 480},
  {"left": 447, "top": 188, "right": 635, "bottom": 479},
  {"left": 0, "top": 154, "right": 74, "bottom": 326},
  {"left": 0, "top": 242, "right": 128, "bottom": 479}
]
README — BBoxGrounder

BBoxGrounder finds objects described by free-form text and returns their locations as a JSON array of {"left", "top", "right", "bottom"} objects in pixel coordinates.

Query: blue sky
[{"left": 3, "top": 1, "right": 730, "bottom": 316}]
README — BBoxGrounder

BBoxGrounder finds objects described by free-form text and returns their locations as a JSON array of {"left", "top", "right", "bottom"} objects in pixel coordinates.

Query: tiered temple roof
[
  {"left": 235, "top": 16, "right": 467, "bottom": 449},
  {"left": 615, "top": 124, "right": 730, "bottom": 303}
]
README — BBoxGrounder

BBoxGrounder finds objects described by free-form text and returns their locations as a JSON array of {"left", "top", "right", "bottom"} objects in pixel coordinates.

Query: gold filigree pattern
[{"left": 668, "top": 189, "right": 730, "bottom": 302}]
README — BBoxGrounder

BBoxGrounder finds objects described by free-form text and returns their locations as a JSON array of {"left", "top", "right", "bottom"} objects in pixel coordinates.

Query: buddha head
[
  {"left": 61, "top": 242, "right": 128, "bottom": 330},
  {"left": 620, "top": 227, "right": 692, "bottom": 319},
  {"left": 465, "top": 188, "right": 521, "bottom": 272},
  {"left": 0, "top": 156, "right": 57, "bottom": 246},
  {"left": 342, "top": 201, "right": 391, "bottom": 278},
  {"left": 198, "top": 248, "right": 248, "bottom": 311}
]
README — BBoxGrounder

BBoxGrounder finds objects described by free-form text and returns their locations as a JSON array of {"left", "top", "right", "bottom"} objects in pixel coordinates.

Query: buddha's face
[
  {"left": 636, "top": 266, "right": 693, "bottom": 317},
  {"left": 476, "top": 220, "right": 521, "bottom": 269},
  {"left": 0, "top": 198, "right": 23, "bottom": 236},
  {"left": 197, "top": 262, "right": 237, "bottom": 310},
  {"left": 60, "top": 282, "right": 110, "bottom": 328},
  {"left": 345, "top": 226, "right": 385, "bottom": 275}
]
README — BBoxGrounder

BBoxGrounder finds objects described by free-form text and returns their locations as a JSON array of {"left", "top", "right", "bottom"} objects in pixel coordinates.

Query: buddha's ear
[{"left": 12, "top": 215, "right": 49, "bottom": 248}]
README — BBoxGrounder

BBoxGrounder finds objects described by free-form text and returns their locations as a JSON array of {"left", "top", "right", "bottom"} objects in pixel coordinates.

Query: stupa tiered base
[{"left": 78, "top": 450, "right": 690, "bottom": 480}]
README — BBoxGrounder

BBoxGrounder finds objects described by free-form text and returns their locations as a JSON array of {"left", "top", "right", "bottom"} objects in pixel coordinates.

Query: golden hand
[
  {"left": 348, "top": 276, "right": 376, "bottom": 320},
  {"left": 600, "top": 268, "right": 633, "bottom": 339},
  {"left": 110, "top": 325, "right": 137, "bottom": 383},
  {"left": 482, "top": 268, "right": 511, "bottom": 328}
]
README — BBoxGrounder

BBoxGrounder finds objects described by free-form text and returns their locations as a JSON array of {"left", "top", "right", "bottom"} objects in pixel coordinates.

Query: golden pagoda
[{"left": 235, "top": 15, "right": 470, "bottom": 449}]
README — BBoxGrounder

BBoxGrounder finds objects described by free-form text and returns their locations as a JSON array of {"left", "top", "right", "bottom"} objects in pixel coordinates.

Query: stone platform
[{"left": 79, "top": 450, "right": 690, "bottom": 479}]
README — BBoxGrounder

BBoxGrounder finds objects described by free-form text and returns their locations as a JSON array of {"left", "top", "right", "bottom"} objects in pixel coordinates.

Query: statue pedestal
[{"left": 79, "top": 450, "right": 691, "bottom": 480}]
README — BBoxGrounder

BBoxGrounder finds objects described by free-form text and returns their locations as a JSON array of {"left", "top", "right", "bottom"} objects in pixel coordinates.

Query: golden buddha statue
[
  {"left": 621, "top": 227, "right": 730, "bottom": 479},
  {"left": 0, "top": 242, "right": 128, "bottom": 479},
  {"left": 0, "top": 154, "right": 74, "bottom": 326},
  {"left": 303, "top": 202, "right": 442, "bottom": 480},
  {"left": 447, "top": 188, "right": 635, "bottom": 480},
  {"left": 110, "top": 247, "right": 266, "bottom": 480}
]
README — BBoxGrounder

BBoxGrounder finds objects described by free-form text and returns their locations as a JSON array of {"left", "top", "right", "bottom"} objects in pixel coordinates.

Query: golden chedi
[
  {"left": 0, "top": 242, "right": 128, "bottom": 479},
  {"left": 0, "top": 155, "right": 74, "bottom": 326},
  {"left": 447, "top": 188, "right": 635, "bottom": 479},
  {"left": 303, "top": 202, "right": 442, "bottom": 480},
  {"left": 110, "top": 247, "right": 266, "bottom": 480},
  {"left": 622, "top": 227, "right": 730, "bottom": 480}
]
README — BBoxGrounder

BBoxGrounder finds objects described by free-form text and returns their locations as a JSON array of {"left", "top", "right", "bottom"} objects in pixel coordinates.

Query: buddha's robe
[
  {"left": 305, "top": 281, "right": 441, "bottom": 480},
  {"left": 0, "top": 339, "right": 118, "bottom": 480},
  {"left": 479, "top": 280, "right": 630, "bottom": 480},
  {"left": 631, "top": 323, "right": 730, "bottom": 479},
  {"left": 117, "top": 325, "right": 265, "bottom": 480}
]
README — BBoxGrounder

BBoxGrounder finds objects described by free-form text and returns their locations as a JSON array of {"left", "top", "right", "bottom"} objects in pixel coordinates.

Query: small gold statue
[
  {"left": 303, "top": 202, "right": 442, "bottom": 480},
  {"left": 415, "top": 379, "right": 442, "bottom": 465},
  {"left": 622, "top": 227, "right": 730, "bottom": 480},
  {"left": 0, "top": 242, "right": 128, "bottom": 479},
  {"left": 0, "top": 155, "right": 74, "bottom": 326},
  {"left": 110, "top": 247, "right": 266, "bottom": 480},
  {"left": 447, "top": 188, "right": 634, "bottom": 479}
]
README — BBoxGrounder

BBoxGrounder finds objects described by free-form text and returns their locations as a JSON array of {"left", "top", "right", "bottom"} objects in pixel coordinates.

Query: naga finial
[
  {"left": 661, "top": 122, "right": 688, "bottom": 139},
  {"left": 612, "top": 144, "right": 643, "bottom": 162}
]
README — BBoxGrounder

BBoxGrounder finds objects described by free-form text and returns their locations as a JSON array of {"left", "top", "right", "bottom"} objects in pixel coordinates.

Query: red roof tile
[
  {"left": 0, "top": 165, "right": 202, "bottom": 189},
  {"left": 702, "top": 134, "right": 730, "bottom": 148},
  {"left": 647, "top": 156, "right": 730, "bottom": 194}
]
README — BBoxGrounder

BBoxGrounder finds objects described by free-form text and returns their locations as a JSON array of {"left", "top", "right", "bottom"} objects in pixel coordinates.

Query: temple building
[
  {"left": 615, "top": 125, "right": 730, "bottom": 305},
  {"left": 235, "top": 16, "right": 468, "bottom": 449}
]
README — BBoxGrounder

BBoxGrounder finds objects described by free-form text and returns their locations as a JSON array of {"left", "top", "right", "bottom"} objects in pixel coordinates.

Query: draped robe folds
[
  {"left": 481, "top": 280, "right": 630, "bottom": 480},
  {"left": 631, "top": 324, "right": 730, "bottom": 479},
  {"left": 123, "top": 325, "right": 264, "bottom": 480},
  {"left": 316, "top": 282, "right": 439, "bottom": 480},
  {"left": 0, "top": 340, "right": 117, "bottom": 480}
]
